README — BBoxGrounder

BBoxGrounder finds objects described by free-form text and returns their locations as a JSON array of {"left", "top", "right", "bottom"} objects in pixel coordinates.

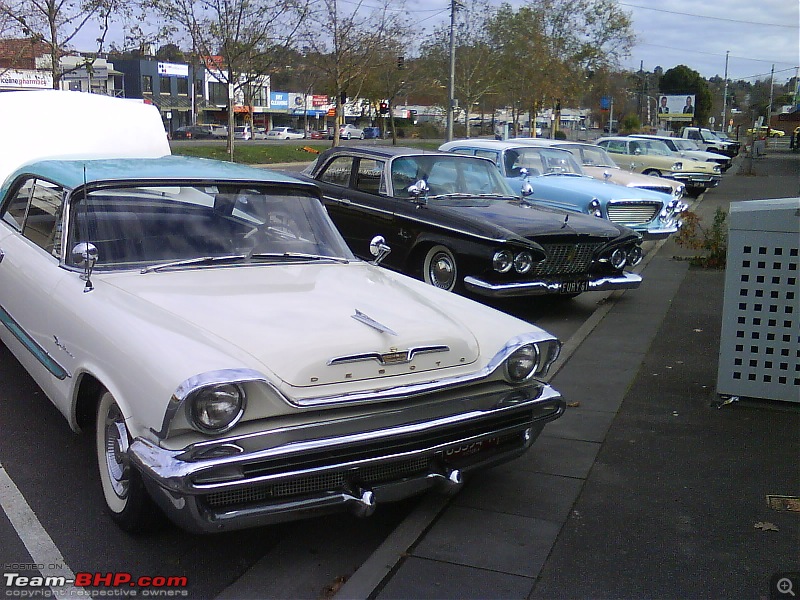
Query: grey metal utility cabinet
[{"left": 717, "top": 198, "right": 800, "bottom": 403}]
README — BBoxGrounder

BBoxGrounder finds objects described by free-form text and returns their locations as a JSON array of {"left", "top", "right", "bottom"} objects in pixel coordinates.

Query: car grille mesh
[
  {"left": 533, "top": 242, "right": 603, "bottom": 275},
  {"left": 606, "top": 203, "right": 660, "bottom": 225},
  {"left": 639, "top": 185, "right": 675, "bottom": 195},
  {"left": 203, "top": 457, "right": 431, "bottom": 508}
]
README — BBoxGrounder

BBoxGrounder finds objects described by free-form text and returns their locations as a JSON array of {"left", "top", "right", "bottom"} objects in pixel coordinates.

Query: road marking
[{"left": 0, "top": 460, "right": 79, "bottom": 596}]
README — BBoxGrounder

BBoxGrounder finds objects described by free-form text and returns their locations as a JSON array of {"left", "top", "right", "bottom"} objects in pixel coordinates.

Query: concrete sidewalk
[{"left": 334, "top": 147, "right": 800, "bottom": 599}]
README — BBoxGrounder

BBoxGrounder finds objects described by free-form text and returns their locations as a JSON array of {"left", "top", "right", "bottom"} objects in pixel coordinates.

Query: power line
[
  {"left": 618, "top": 2, "right": 798, "bottom": 28},
  {"left": 635, "top": 42, "right": 799, "bottom": 67}
]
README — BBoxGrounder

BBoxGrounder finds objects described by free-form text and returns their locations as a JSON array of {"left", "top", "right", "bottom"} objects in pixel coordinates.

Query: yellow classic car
[
  {"left": 596, "top": 136, "right": 721, "bottom": 198},
  {"left": 746, "top": 126, "right": 785, "bottom": 138}
]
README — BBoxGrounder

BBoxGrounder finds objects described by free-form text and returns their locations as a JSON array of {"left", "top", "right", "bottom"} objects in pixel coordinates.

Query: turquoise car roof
[{"left": 2, "top": 155, "right": 309, "bottom": 195}]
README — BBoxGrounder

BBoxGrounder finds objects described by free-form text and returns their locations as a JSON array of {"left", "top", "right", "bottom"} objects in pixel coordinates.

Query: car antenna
[{"left": 79, "top": 164, "right": 96, "bottom": 292}]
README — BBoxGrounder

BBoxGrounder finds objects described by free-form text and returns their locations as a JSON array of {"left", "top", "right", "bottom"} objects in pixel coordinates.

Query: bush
[
  {"left": 554, "top": 130, "right": 567, "bottom": 140},
  {"left": 675, "top": 207, "right": 728, "bottom": 268}
]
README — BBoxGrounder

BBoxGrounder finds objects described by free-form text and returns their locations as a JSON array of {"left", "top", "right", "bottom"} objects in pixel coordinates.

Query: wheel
[
  {"left": 686, "top": 187, "right": 704, "bottom": 198},
  {"left": 359, "top": 133, "right": 365, "bottom": 139},
  {"left": 642, "top": 169, "right": 662, "bottom": 177},
  {"left": 345, "top": 133, "right": 351, "bottom": 140},
  {"left": 422, "top": 245, "right": 458, "bottom": 292},
  {"left": 96, "top": 391, "right": 156, "bottom": 532}
]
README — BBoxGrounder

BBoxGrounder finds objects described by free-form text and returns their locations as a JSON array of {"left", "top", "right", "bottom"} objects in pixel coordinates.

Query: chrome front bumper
[
  {"left": 670, "top": 173, "right": 721, "bottom": 188},
  {"left": 129, "top": 384, "right": 564, "bottom": 533},
  {"left": 463, "top": 271, "right": 642, "bottom": 298}
]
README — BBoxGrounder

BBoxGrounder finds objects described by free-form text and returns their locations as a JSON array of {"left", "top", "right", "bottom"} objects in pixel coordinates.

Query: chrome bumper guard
[
  {"left": 463, "top": 271, "right": 642, "bottom": 298},
  {"left": 670, "top": 173, "right": 721, "bottom": 188},
  {"left": 130, "top": 384, "right": 564, "bottom": 533}
]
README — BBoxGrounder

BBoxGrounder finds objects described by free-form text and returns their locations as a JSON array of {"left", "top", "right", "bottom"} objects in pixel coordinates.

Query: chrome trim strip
[
  {"left": 0, "top": 304, "right": 69, "bottom": 380},
  {"left": 129, "top": 384, "right": 563, "bottom": 495},
  {"left": 328, "top": 345, "right": 450, "bottom": 366},
  {"left": 463, "top": 272, "right": 642, "bottom": 298},
  {"left": 292, "top": 331, "right": 557, "bottom": 407}
]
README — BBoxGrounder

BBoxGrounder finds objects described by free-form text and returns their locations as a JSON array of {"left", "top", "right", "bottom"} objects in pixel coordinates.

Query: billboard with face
[{"left": 657, "top": 94, "right": 695, "bottom": 119}]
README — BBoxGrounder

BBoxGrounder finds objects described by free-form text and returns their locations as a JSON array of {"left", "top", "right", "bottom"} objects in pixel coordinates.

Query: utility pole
[
  {"left": 721, "top": 50, "right": 729, "bottom": 133},
  {"left": 446, "top": 0, "right": 459, "bottom": 142},
  {"left": 767, "top": 64, "right": 775, "bottom": 134}
]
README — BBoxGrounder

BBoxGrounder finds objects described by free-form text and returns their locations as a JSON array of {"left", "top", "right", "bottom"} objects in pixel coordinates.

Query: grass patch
[{"left": 170, "top": 140, "right": 442, "bottom": 164}]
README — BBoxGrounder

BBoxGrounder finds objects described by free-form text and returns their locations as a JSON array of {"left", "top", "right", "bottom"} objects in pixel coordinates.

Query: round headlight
[
  {"left": 627, "top": 245, "right": 643, "bottom": 266},
  {"left": 188, "top": 383, "right": 245, "bottom": 433},
  {"left": 513, "top": 251, "right": 534, "bottom": 274},
  {"left": 672, "top": 162, "right": 683, "bottom": 171},
  {"left": 505, "top": 345, "right": 538, "bottom": 383},
  {"left": 610, "top": 248, "right": 627, "bottom": 270},
  {"left": 493, "top": 250, "right": 513, "bottom": 273}
]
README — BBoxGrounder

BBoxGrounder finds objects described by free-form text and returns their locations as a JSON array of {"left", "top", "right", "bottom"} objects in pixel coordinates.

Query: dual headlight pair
[
  {"left": 493, "top": 249, "right": 539, "bottom": 274},
  {"left": 503, "top": 340, "right": 561, "bottom": 383},
  {"left": 608, "top": 245, "right": 643, "bottom": 270}
]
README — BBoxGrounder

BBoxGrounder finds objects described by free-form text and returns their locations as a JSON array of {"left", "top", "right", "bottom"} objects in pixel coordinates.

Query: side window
[
  {"left": 3, "top": 178, "right": 64, "bottom": 257},
  {"left": 605, "top": 140, "right": 626, "bottom": 154},
  {"left": 318, "top": 156, "right": 354, "bottom": 187},
  {"left": 474, "top": 149, "right": 499, "bottom": 164},
  {"left": 451, "top": 148, "right": 474, "bottom": 156},
  {"left": 354, "top": 158, "right": 385, "bottom": 195}
]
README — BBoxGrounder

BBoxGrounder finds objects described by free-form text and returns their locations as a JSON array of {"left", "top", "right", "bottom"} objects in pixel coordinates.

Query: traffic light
[
  {"left": 379, "top": 102, "right": 389, "bottom": 115},
  {"left": 397, "top": 56, "right": 405, "bottom": 70}
]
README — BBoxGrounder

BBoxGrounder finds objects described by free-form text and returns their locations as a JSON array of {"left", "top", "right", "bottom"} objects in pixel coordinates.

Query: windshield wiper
[
  {"left": 141, "top": 254, "right": 249, "bottom": 273},
  {"left": 142, "top": 252, "right": 349, "bottom": 273},
  {"left": 247, "top": 252, "right": 350, "bottom": 264}
]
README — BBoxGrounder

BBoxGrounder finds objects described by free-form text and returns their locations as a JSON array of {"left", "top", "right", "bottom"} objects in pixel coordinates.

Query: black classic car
[{"left": 299, "top": 146, "right": 644, "bottom": 298}]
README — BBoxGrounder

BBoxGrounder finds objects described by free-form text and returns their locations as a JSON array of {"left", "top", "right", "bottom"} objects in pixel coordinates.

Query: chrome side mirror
[
  {"left": 407, "top": 179, "right": 429, "bottom": 205},
  {"left": 520, "top": 181, "right": 534, "bottom": 198},
  {"left": 519, "top": 167, "right": 529, "bottom": 179},
  {"left": 369, "top": 235, "right": 391, "bottom": 265},
  {"left": 603, "top": 170, "right": 612, "bottom": 181},
  {"left": 72, "top": 242, "right": 98, "bottom": 292}
]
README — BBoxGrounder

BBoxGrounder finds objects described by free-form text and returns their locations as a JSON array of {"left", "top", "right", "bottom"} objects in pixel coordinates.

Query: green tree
[{"left": 659, "top": 65, "right": 712, "bottom": 127}]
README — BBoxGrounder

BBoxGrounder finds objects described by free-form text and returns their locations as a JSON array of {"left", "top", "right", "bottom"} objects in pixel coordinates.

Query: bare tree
[
  {"left": 0, "top": 0, "right": 123, "bottom": 89},
  {"left": 303, "top": 0, "right": 401, "bottom": 146},
  {"left": 150, "top": 0, "right": 310, "bottom": 159}
]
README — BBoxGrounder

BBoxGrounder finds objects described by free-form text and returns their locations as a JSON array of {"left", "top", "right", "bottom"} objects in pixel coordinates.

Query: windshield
[
  {"left": 673, "top": 139, "right": 699, "bottom": 151},
  {"left": 390, "top": 155, "right": 515, "bottom": 204},
  {"left": 504, "top": 147, "right": 584, "bottom": 177},
  {"left": 639, "top": 139, "right": 674, "bottom": 157},
  {"left": 559, "top": 144, "right": 616, "bottom": 168},
  {"left": 66, "top": 183, "right": 354, "bottom": 270}
]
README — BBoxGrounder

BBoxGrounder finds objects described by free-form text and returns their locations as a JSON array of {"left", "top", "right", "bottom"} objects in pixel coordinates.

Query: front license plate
[
  {"left": 561, "top": 280, "right": 590, "bottom": 294},
  {"left": 444, "top": 437, "right": 500, "bottom": 460}
]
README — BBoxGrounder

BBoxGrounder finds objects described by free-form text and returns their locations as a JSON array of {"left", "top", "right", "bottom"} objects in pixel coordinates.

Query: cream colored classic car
[
  {"left": 0, "top": 91, "right": 564, "bottom": 533},
  {"left": 597, "top": 136, "right": 721, "bottom": 198}
]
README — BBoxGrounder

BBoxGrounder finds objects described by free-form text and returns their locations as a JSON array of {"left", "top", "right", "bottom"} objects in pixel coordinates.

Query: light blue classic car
[{"left": 439, "top": 139, "right": 686, "bottom": 240}]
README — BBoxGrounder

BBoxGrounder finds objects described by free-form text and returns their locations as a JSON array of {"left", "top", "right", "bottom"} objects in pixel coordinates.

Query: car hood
[
  {"left": 101, "top": 263, "right": 480, "bottom": 388},
  {"left": 433, "top": 198, "right": 623, "bottom": 241},
  {"left": 581, "top": 166, "right": 678, "bottom": 194}
]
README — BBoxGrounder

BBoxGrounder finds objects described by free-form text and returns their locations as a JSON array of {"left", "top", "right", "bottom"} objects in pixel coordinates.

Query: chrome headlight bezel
[
  {"left": 513, "top": 251, "right": 534, "bottom": 274},
  {"left": 610, "top": 247, "right": 627, "bottom": 270},
  {"left": 502, "top": 339, "right": 561, "bottom": 383},
  {"left": 493, "top": 249, "right": 514, "bottom": 273},
  {"left": 187, "top": 383, "right": 247, "bottom": 434}
]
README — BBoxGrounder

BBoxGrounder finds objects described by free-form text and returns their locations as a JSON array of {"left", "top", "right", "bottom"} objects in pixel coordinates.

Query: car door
[
  {"left": 0, "top": 176, "right": 72, "bottom": 400},
  {"left": 314, "top": 155, "right": 401, "bottom": 260}
]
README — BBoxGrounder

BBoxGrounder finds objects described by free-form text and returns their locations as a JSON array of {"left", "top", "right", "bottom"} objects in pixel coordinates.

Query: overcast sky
[{"left": 72, "top": 0, "right": 798, "bottom": 85}]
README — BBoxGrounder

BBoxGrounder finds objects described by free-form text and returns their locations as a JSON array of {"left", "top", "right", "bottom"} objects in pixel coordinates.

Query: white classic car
[{"left": 0, "top": 91, "right": 564, "bottom": 533}]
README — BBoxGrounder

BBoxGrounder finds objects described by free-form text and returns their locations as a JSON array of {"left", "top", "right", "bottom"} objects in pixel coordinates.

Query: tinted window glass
[{"left": 318, "top": 156, "right": 354, "bottom": 187}]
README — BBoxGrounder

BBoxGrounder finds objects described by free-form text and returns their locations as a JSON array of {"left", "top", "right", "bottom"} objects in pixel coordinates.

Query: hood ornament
[{"left": 352, "top": 309, "right": 398, "bottom": 336}]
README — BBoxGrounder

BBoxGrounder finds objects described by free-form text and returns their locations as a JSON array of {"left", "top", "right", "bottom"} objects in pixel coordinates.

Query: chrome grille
[
  {"left": 203, "top": 457, "right": 431, "bottom": 508},
  {"left": 607, "top": 202, "right": 660, "bottom": 225},
  {"left": 533, "top": 243, "right": 603, "bottom": 276},
  {"left": 639, "top": 185, "right": 675, "bottom": 195}
]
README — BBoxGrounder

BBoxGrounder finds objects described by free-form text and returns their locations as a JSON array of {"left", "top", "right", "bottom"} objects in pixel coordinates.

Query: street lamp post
[{"left": 446, "top": 0, "right": 458, "bottom": 142}]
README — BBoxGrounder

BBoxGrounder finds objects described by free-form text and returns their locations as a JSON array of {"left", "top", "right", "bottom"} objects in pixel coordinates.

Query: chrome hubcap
[
  {"left": 104, "top": 404, "right": 130, "bottom": 499},
  {"left": 430, "top": 253, "right": 455, "bottom": 289}
]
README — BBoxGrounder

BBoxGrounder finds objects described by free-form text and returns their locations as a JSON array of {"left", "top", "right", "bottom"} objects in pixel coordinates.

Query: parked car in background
[
  {"left": 339, "top": 124, "right": 365, "bottom": 139},
  {"left": 172, "top": 125, "right": 219, "bottom": 140},
  {"left": 597, "top": 136, "right": 721, "bottom": 197},
  {"left": 630, "top": 134, "right": 732, "bottom": 172},
  {"left": 678, "top": 127, "right": 740, "bottom": 157},
  {"left": 307, "top": 129, "right": 326, "bottom": 140},
  {"left": 362, "top": 126, "right": 382, "bottom": 139},
  {"left": 265, "top": 126, "right": 305, "bottom": 140},
  {"left": 515, "top": 138, "right": 685, "bottom": 199},
  {"left": 233, "top": 125, "right": 266, "bottom": 141},
  {"left": 195, "top": 123, "right": 228, "bottom": 139},
  {"left": 440, "top": 139, "right": 684, "bottom": 240},
  {"left": 298, "top": 145, "right": 644, "bottom": 298},
  {"left": 746, "top": 126, "right": 785, "bottom": 138},
  {"left": 0, "top": 90, "right": 566, "bottom": 534}
]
